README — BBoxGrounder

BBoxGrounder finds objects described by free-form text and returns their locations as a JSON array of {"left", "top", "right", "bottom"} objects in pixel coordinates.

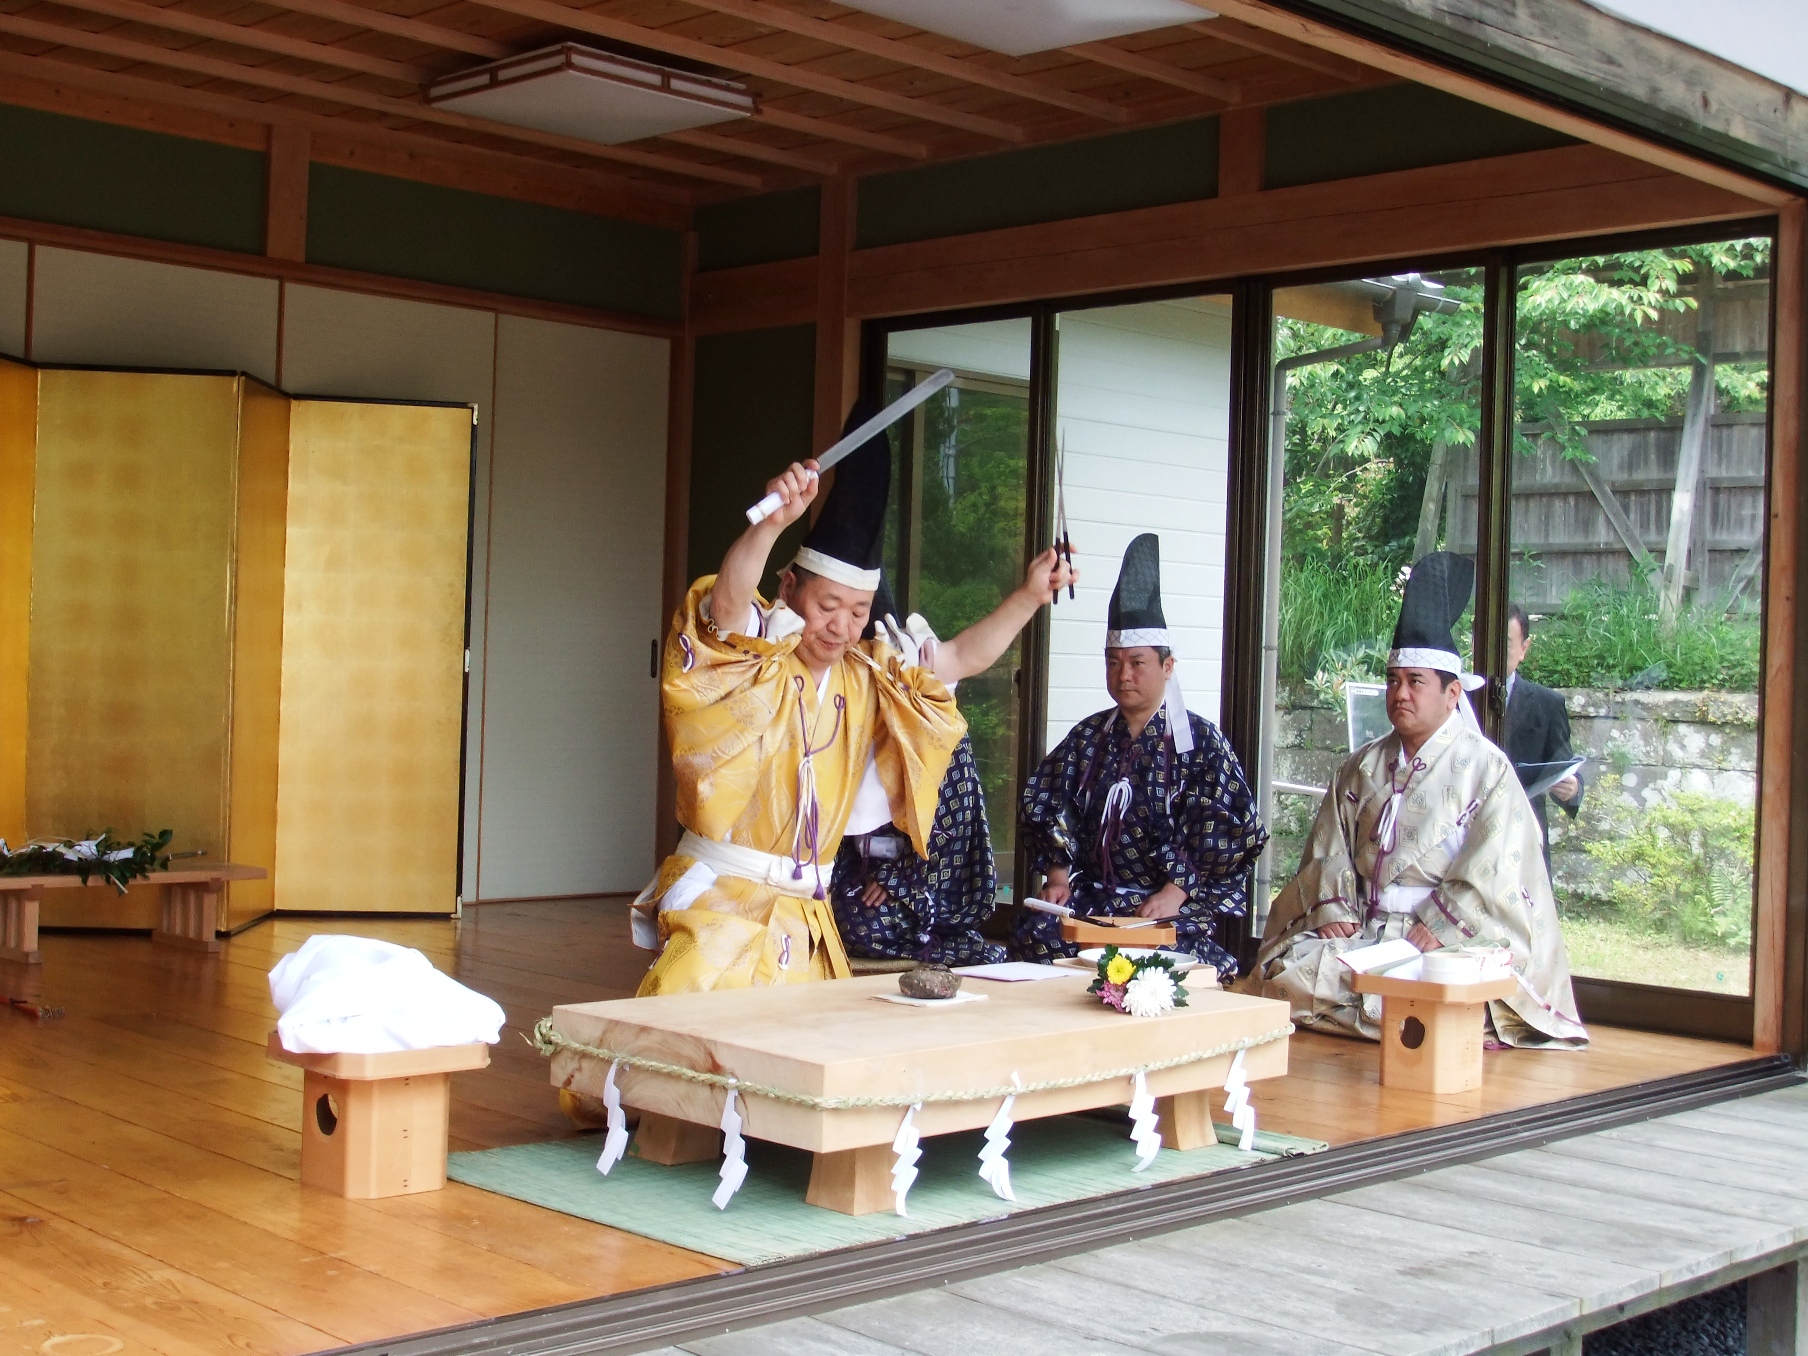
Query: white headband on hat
[{"left": 792, "top": 546, "right": 882, "bottom": 591}]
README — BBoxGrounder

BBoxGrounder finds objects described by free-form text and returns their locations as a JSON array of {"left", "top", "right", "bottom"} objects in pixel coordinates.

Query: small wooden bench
[
  {"left": 1353, "top": 968, "right": 1519, "bottom": 1094},
  {"left": 0, "top": 861, "right": 267, "bottom": 963},
  {"left": 268, "top": 1033, "right": 491, "bottom": 1199}
]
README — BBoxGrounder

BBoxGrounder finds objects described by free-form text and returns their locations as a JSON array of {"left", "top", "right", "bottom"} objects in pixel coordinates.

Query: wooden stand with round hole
[
  {"left": 267, "top": 1033, "right": 490, "bottom": 1198},
  {"left": 1350, "top": 972, "right": 1519, "bottom": 1094}
]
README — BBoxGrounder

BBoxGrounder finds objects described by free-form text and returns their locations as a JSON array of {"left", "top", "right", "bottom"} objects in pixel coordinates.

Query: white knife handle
[{"left": 744, "top": 469, "right": 819, "bottom": 526}]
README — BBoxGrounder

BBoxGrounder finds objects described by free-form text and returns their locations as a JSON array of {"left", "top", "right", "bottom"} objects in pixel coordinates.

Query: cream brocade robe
[
  {"left": 1254, "top": 715, "right": 1587, "bottom": 1048},
  {"left": 637, "top": 576, "right": 965, "bottom": 996}
]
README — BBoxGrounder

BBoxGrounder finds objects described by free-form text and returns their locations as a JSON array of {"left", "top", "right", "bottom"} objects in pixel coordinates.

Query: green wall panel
[
  {"left": 688, "top": 324, "right": 816, "bottom": 591},
  {"left": 0, "top": 103, "right": 265, "bottom": 254},
  {"left": 696, "top": 186, "right": 820, "bottom": 272},
  {"left": 1265, "top": 84, "right": 1577, "bottom": 190},
  {"left": 307, "top": 165, "right": 683, "bottom": 319},
  {"left": 856, "top": 116, "right": 1219, "bottom": 250}
]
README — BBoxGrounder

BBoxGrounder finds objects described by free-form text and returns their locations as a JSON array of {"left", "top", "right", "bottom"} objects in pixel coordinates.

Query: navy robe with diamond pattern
[
  {"left": 1009, "top": 707, "right": 1266, "bottom": 978},
  {"left": 830, "top": 736, "right": 1007, "bottom": 967}
]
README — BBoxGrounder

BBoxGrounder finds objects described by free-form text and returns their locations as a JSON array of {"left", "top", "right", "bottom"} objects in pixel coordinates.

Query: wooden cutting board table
[{"left": 549, "top": 972, "right": 1293, "bottom": 1215}]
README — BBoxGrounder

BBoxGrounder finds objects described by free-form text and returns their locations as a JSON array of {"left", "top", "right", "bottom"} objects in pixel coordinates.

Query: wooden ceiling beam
[
  {"left": 0, "top": 45, "right": 698, "bottom": 222},
  {"left": 1062, "top": 41, "right": 1238, "bottom": 103},
  {"left": 239, "top": 0, "right": 932, "bottom": 158},
  {"left": 1186, "top": 18, "right": 1368, "bottom": 83},
  {"left": 663, "top": 125, "right": 838, "bottom": 173},
  {"left": 677, "top": 0, "right": 1130, "bottom": 124},
  {"left": 457, "top": 0, "right": 1030, "bottom": 142},
  {"left": 31, "top": 0, "right": 437, "bottom": 85},
  {"left": 0, "top": 9, "right": 765, "bottom": 186},
  {"left": 751, "top": 104, "right": 924, "bottom": 158},
  {"left": 1201, "top": 0, "right": 1795, "bottom": 205},
  {"left": 246, "top": 0, "right": 511, "bottom": 60}
]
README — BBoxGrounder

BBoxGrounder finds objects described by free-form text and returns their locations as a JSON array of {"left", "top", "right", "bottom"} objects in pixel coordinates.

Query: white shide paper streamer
[
  {"left": 594, "top": 1061, "right": 630, "bottom": 1176},
  {"left": 712, "top": 1087, "right": 748, "bottom": 1210},
  {"left": 977, "top": 1075, "right": 1018, "bottom": 1202},
  {"left": 1223, "top": 1050, "right": 1257, "bottom": 1152},
  {"left": 891, "top": 1102, "right": 923, "bottom": 1217},
  {"left": 1128, "top": 1070, "right": 1162, "bottom": 1171}
]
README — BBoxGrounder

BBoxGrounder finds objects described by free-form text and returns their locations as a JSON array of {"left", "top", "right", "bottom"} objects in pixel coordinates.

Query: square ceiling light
[
  {"left": 428, "top": 45, "right": 756, "bottom": 145},
  {"left": 839, "top": 0, "right": 1213, "bottom": 56}
]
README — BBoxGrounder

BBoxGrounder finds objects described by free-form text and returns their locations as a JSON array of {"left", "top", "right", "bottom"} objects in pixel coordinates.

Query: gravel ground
[{"left": 1586, "top": 1283, "right": 1744, "bottom": 1355}]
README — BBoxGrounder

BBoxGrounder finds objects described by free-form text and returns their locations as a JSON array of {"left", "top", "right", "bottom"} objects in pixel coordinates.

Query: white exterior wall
[
  {"left": 10, "top": 244, "right": 669, "bottom": 904},
  {"left": 884, "top": 302, "right": 1233, "bottom": 754},
  {"left": 1050, "top": 297, "right": 1232, "bottom": 744}
]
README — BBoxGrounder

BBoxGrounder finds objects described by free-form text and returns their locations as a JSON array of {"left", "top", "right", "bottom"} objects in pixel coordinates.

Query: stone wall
[{"left": 1267, "top": 683, "right": 1759, "bottom": 891}]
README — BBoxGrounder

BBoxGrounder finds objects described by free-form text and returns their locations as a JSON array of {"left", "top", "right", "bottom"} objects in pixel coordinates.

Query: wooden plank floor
[
  {"left": 0, "top": 899, "right": 1751, "bottom": 1356},
  {"left": 657, "top": 1086, "right": 1808, "bottom": 1356}
]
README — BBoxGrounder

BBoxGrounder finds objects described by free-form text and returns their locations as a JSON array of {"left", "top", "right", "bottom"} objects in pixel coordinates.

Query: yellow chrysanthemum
[{"left": 1105, "top": 954, "right": 1136, "bottom": 985}]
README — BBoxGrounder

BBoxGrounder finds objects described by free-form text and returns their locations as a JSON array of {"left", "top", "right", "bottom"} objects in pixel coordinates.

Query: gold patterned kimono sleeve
[{"left": 663, "top": 574, "right": 797, "bottom": 842}]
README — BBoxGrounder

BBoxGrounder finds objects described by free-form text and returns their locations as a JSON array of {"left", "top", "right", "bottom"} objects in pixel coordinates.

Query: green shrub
[
  {"left": 1520, "top": 579, "right": 1759, "bottom": 691},
  {"left": 1580, "top": 789, "right": 1754, "bottom": 950},
  {"left": 1278, "top": 556, "right": 1401, "bottom": 681}
]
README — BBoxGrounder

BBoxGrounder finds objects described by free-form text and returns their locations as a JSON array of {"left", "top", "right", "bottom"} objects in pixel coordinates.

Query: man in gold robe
[
  {"left": 633, "top": 404, "right": 1074, "bottom": 995},
  {"left": 1251, "top": 554, "right": 1587, "bottom": 1048}
]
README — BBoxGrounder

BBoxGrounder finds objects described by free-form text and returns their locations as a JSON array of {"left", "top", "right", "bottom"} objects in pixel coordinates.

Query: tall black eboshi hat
[
  {"left": 1104, "top": 533, "right": 1192, "bottom": 754},
  {"left": 792, "top": 398, "right": 889, "bottom": 590},
  {"left": 1388, "top": 551, "right": 1475, "bottom": 672},
  {"left": 1106, "top": 532, "right": 1167, "bottom": 643}
]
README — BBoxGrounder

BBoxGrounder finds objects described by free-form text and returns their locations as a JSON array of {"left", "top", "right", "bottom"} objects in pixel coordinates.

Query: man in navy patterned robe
[
  {"left": 1008, "top": 534, "right": 1266, "bottom": 979},
  {"left": 830, "top": 734, "right": 1007, "bottom": 966}
]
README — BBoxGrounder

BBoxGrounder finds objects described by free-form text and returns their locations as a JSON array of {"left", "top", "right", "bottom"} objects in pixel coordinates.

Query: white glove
[{"left": 879, "top": 612, "right": 938, "bottom": 672}]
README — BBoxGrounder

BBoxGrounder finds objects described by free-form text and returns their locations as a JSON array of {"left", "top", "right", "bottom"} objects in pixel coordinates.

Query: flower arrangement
[
  {"left": 0, "top": 830, "right": 173, "bottom": 894},
  {"left": 1089, "top": 945, "right": 1189, "bottom": 1017}
]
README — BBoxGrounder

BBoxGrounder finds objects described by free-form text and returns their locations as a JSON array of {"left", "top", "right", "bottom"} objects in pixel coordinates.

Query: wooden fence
[{"left": 1448, "top": 411, "right": 1766, "bottom": 612}]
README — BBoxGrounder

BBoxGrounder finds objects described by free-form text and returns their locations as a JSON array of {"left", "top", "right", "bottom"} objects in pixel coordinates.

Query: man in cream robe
[{"left": 1252, "top": 554, "right": 1586, "bottom": 1048}]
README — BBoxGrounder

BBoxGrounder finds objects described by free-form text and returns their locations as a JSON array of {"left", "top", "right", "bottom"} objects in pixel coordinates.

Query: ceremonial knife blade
[{"left": 745, "top": 367, "right": 955, "bottom": 525}]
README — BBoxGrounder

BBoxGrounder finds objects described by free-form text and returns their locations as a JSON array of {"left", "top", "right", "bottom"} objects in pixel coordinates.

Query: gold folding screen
[
  {"left": 0, "top": 364, "right": 471, "bottom": 929},
  {"left": 275, "top": 401, "right": 472, "bottom": 915},
  {"left": 0, "top": 356, "right": 35, "bottom": 849}
]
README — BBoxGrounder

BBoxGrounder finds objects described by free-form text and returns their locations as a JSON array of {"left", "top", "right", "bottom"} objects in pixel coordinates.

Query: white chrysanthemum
[{"left": 1122, "top": 968, "right": 1177, "bottom": 1018}]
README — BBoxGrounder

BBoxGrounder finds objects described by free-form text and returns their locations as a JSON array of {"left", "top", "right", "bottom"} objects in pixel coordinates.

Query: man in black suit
[{"left": 1502, "top": 602, "right": 1583, "bottom": 870}]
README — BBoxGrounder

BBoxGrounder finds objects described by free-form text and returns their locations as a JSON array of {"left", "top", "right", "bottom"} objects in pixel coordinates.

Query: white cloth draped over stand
[{"left": 269, "top": 934, "right": 505, "bottom": 1054}]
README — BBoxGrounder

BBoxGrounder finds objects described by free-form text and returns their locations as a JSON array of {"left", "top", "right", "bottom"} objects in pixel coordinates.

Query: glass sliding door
[
  {"left": 884, "top": 320, "right": 1033, "bottom": 895},
  {"left": 1502, "top": 237, "right": 1772, "bottom": 998},
  {"left": 1047, "top": 295, "right": 1235, "bottom": 731},
  {"left": 1260, "top": 270, "right": 1486, "bottom": 918}
]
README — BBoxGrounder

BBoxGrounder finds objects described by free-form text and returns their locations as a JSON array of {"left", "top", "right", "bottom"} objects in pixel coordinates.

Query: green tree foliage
[
  {"left": 1277, "top": 241, "right": 1770, "bottom": 683},
  {"left": 892, "top": 384, "right": 1030, "bottom": 869}
]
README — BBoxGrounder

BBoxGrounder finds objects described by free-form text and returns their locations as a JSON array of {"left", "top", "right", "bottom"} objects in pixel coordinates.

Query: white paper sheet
[
  {"left": 954, "top": 962, "right": 1073, "bottom": 982},
  {"left": 1335, "top": 937, "right": 1422, "bottom": 975},
  {"left": 871, "top": 991, "right": 990, "bottom": 1007}
]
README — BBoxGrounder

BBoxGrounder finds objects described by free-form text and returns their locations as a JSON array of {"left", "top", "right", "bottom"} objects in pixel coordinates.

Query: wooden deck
[
  {"left": 0, "top": 899, "right": 1752, "bottom": 1356},
  {"left": 656, "top": 1083, "right": 1808, "bottom": 1356}
]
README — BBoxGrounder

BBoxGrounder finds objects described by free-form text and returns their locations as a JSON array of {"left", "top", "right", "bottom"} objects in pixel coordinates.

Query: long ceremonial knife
[{"left": 745, "top": 367, "right": 955, "bottom": 526}]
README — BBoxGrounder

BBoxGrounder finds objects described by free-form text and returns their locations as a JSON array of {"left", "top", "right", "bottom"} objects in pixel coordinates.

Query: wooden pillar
[
  {"left": 1758, "top": 199, "right": 1806, "bottom": 1057},
  {"left": 1218, "top": 106, "right": 1265, "bottom": 197},
  {"left": 656, "top": 230, "right": 697, "bottom": 864},
  {"left": 813, "top": 177, "right": 860, "bottom": 452},
  {"left": 1748, "top": 1257, "right": 1808, "bottom": 1355},
  {"left": 266, "top": 124, "right": 310, "bottom": 263}
]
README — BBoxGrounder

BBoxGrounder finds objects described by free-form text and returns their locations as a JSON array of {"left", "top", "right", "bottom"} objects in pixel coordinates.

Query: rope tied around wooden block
[{"left": 529, "top": 1016, "right": 1294, "bottom": 1111}]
